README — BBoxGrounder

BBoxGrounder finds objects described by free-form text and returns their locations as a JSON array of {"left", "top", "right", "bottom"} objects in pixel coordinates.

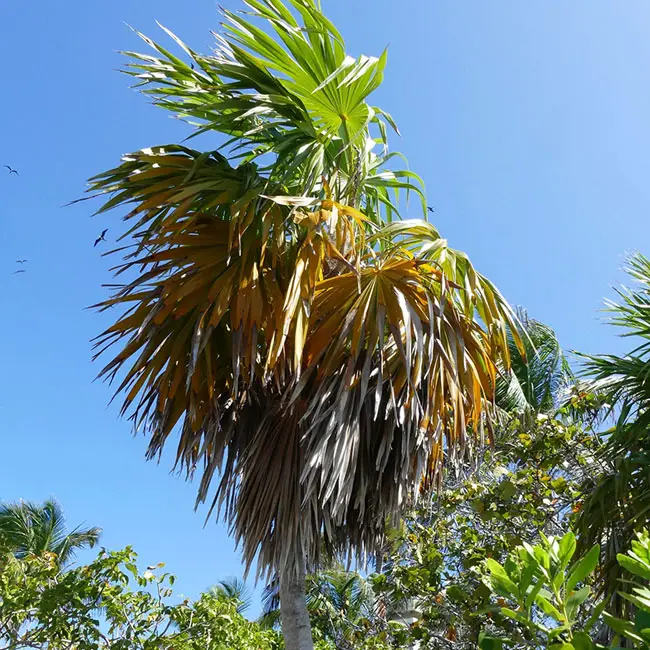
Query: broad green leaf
[
  {"left": 566, "top": 586, "right": 590, "bottom": 622},
  {"left": 548, "top": 625, "right": 572, "bottom": 640},
  {"left": 500, "top": 480, "right": 516, "bottom": 500},
  {"left": 535, "top": 593, "right": 565, "bottom": 623},
  {"left": 533, "top": 546, "right": 551, "bottom": 573},
  {"left": 566, "top": 546, "right": 600, "bottom": 593},
  {"left": 500, "top": 606, "right": 545, "bottom": 631},
  {"left": 603, "top": 612, "right": 645, "bottom": 644},
  {"left": 519, "top": 563, "right": 537, "bottom": 596},
  {"left": 525, "top": 580, "right": 544, "bottom": 610},
  {"left": 571, "top": 632, "right": 594, "bottom": 650},
  {"left": 622, "top": 590, "right": 650, "bottom": 612},
  {"left": 558, "top": 532, "right": 577, "bottom": 568},
  {"left": 636, "top": 608, "right": 650, "bottom": 635},
  {"left": 486, "top": 559, "right": 519, "bottom": 597},
  {"left": 618, "top": 554, "right": 650, "bottom": 581},
  {"left": 478, "top": 632, "right": 505, "bottom": 650}
]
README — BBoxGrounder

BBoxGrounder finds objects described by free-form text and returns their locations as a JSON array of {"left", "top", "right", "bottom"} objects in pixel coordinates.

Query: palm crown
[
  {"left": 261, "top": 566, "right": 379, "bottom": 642},
  {"left": 88, "top": 0, "right": 520, "bottom": 581},
  {"left": 496, "top": 308, "right": 573, "bottom": 416},
  {"left": 0, "top": 499, "right": 100, "bottom": 567}
]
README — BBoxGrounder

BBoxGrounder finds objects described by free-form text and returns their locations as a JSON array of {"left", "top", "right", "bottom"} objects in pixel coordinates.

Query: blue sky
[{"left": 1, "top": 0, "right": 649, "bottom": 612}]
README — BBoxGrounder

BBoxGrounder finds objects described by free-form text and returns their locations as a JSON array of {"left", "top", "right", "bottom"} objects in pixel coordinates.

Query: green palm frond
[
  {"left": 261, "top": 567, "right": 378, "bottom": 635},
  {"left": 580, "top": 254, "right": 650, "bottom": 414},
  {"left": 575, "top": 253, "right": 650, "bottom": 612},
  {"left": 118, "top": 1, "right": 424, "bottom": 220},
  {"left": 495, "top": 308, "right": 573, "bottom": 416},
  {"left": 210, "top": 578, "right": 252, "bottom": 614},
  {"left": 0, "top": 499, "right": 101, "bottom": 567}
]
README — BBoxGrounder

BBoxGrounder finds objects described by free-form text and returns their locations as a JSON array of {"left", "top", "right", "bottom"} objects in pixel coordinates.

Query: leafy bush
[
  {"left": 481, "top": 529, "right": 650, "bottom": 650},
  {"left": 0, "top": 547, "right": 280, "bottom": 650},
  {"left": 481, "top": 531, "right": 601, "bottom": 649},
  {"left": 374, "top": 415, "right": 598, "bottom": 648}
]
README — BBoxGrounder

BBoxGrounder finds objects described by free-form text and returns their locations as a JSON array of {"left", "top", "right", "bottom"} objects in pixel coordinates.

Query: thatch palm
[
  {"left": 0, "top": 499, "right": 101, "bottom": 567},
  {"left": 87, "top": 2, "right": 519, "bottom": 647},
  {"left": 575, "top": 253, "right": 650, "bottom": 613}
]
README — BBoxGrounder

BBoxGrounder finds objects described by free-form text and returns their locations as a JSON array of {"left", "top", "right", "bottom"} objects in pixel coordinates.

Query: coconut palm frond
[
  {"left": 494, "top": 308, "right": 573, "bottom": 416},
  {"left": 0, "top": 500, "right": 100, "bottom": 567},
  {"left": 210, "top": 578, "right": 252, "bottom": 614}
]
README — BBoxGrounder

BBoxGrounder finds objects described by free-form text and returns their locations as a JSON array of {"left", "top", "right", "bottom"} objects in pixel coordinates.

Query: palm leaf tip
[{"left": 211, "top": 578, "right": 252, "bottom": 614}]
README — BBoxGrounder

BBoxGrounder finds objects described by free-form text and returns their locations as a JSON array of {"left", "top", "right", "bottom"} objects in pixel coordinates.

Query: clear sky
[{"left": 1, "top": 0, "right": 649, "bottom": 613}]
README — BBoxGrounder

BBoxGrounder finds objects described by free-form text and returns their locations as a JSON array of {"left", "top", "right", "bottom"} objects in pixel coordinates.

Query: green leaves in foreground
[
  {"left": 482, "top": 529, "right": 650, "bottom": 649},
  {"left": 481, "top": 532, "right": 601, "bottom": 650},
  {"left": 603, "top": 530, "right": 650, "bottom": 649},
  {"left": 0, "top": 546, "right": 280, "bottom": 650}
]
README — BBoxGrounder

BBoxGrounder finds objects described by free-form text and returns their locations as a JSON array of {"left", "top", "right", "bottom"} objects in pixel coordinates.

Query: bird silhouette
[
  {"left": 94, "top": 229, "right": 108, "bottom": 247},
  {"left": 16, "top": 259, "right": 27, "bottom": 264},
  {"left": 4, "top": 165, "right": 18, "bottom": 176},
  {"left": 13, "top": 270, "right": 25, "bottom": 275},
  {"left": 426, "top": 206, "right": 435, "bottom": 213}
]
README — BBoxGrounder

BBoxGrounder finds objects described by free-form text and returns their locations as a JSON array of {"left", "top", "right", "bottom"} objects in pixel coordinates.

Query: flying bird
[
  {"left": 13, "top": 270, "right": 25, "bottom": 275},
  {"left": 4, "top": 165, "right": 18, "bottom": 176},
  {"left": 16, "top": 259, "right": 27, "bottom": 264},
  {"left": 427, "top": 205, "right": 435, "bottom": 213},
  {"left": 94, "top": 229, "right": 108, "bottom": 247}
]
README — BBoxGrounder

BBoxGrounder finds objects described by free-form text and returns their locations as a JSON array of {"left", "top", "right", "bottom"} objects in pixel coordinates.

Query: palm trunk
[{"left": 279, "top": 556, "right": 313, "bottom": 650}]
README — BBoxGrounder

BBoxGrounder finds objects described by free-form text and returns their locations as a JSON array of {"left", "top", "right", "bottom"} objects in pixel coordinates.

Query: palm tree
[
  {"left": 496, "top": 308, "right": 573, "bottom": 416},
  {"left": 575, "top": 252, "right": 650, "bottom": 614},
  {"left": 209, "top": 578, "right": 252, "bottom": 615},
  {"left": 86, "top": 2, "right": 519, "bottom": 648},
  {"left": 0, "top": 499, "right": 101, "bottom": 567},
  {"left": 261, "top": 566, "right": 382, "bottom": 649}
]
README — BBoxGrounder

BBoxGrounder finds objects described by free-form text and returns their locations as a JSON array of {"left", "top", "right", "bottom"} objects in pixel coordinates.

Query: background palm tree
[
  {"left": 261, "top": 566, "right": 383, "bottom": 649},
  {"left": 86, "top": 2, "right": 520, "bottom": 648},
  {"left": 575, "top": 252, "right": 650, "bottom": 614},
  {"left": 0, "top": 499, "right": 101, "bottom": 567},
  {"left": 209, "top": 578, "right": 252, "bottom": 615},
  {"left": 496, "top": 308, "right": 573, "bottom": 416}
]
